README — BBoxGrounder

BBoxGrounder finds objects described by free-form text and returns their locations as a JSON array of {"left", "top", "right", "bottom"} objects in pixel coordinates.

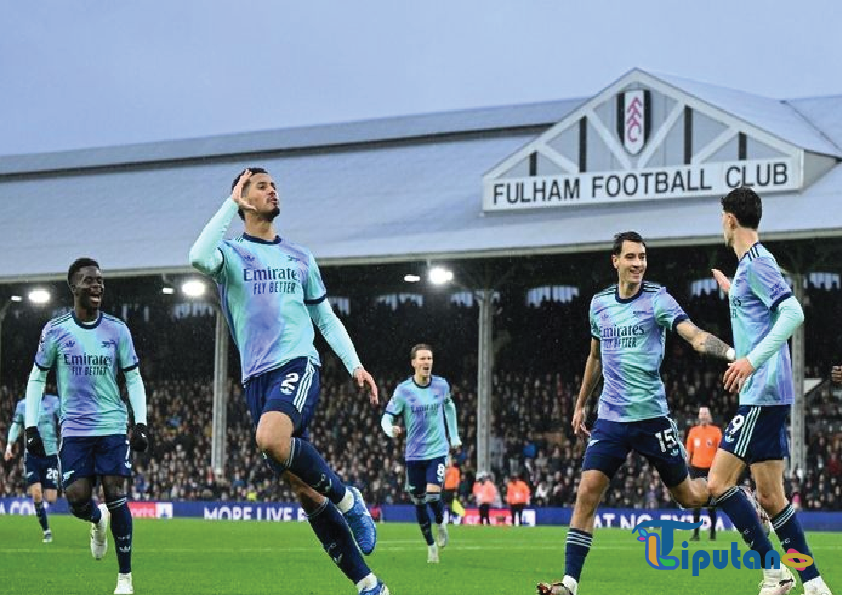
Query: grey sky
[{"left": 1, "top": 0, "right": 839, "bottom": 156}]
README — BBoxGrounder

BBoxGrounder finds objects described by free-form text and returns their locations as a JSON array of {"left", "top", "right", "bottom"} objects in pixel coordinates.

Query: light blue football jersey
[
  {"left": 728, "top": 242, "right": 794, "bottom": 406},
  {"left": 385, "top": 376, "right": 454, "bottom": 461},
  {"left": 35, "top": 312, "right": 138, "bottom": 437},
  {"left": 11, "top": 395, "right": 60, "bottom": 455},
  {"left": 213, "top": 233, "right": 327, "bottom": 383},
  {"left": 590, "top": 282, "right": 688, "bottom": 422}
]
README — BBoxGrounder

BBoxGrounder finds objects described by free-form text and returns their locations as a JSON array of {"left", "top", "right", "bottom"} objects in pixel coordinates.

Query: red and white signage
[
  {"left": 128, "top": 501, "right": 173, "bottom": 519},
  {"left": 459, "top": 507, "right": 536, "bottom": 527}
]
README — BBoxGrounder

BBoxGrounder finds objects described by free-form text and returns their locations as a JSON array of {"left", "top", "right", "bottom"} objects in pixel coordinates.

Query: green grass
[{"left": 0, "top": 516, "right": 839, "bottom": 594}]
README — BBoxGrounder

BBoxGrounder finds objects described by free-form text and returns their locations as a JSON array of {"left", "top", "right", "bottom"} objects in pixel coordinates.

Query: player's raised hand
[
  {"left": 4, "top": 446, "right": 12, "bottom": 461},
  {"left": 353, "top": 366, "right": 379, "bottom": 405},
  {"left": 231, "top": 169, "right": 258, "bottom": 213},
  {"left": 572, "top": 406, "right": 590, "bottom": 438},
  {"left": 832, "top": 365, "right": 842, "bottom": 383},
  {"left": 711, "top": 268, "right": 731, "bottom": 293},
  {"left": 723, "top": 358, "right": 755, "bottom": 393}
]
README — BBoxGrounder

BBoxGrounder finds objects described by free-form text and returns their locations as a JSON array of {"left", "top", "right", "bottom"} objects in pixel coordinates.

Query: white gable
[{"left": 483, "top": 69, "right": 837, "bottom": 211}]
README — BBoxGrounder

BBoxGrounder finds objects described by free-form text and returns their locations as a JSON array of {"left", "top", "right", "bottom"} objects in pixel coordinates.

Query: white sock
[
  {"left": 804, "top": 578, "right": 824, "bottom": 589},
  {"left": 356, "top": 573, "right": 377, "bottom": 591},
  {"left": 337, "top": 488, "right": 354, "bottom": 514},
  {"left": 763, "top": 567, "right": 783, "bottom": 579}
]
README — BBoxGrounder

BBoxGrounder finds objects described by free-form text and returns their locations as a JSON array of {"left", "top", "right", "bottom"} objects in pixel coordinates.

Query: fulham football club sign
[
  {"left": 617, "top": 90, "right": 650, "bottom": 155},
  {"left": 482, "top": 69, "right": 810, "bottom": 211}
]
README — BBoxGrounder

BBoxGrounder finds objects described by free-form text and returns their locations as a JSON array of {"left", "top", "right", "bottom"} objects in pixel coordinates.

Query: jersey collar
[
  {"left": 412, "top": 376, "right": 432, "bottom": 389},
  {"left": 242, "top": 233, "right": 281, "bottom": 245},
  {"left": 73, "top": 311, "right": 103, "bottom": 329},
  {"left": 614, "top": 284, "right": 645, "bottom": 304},
  {"left": 739, "top": 241, "right": 762, "bottom": 262}
]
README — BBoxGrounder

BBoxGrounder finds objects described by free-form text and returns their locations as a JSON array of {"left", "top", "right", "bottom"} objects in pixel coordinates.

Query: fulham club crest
[{"left": 616, "top": 89, "right": 651, "bottom": 155}]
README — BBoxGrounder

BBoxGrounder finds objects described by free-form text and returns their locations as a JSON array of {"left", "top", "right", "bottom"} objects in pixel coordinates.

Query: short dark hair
[
  {"left": 232, "top": 167, "right": 269, "bottom": 220},
  {"left": 410, "top": 343, "right": 433, "bottom": 360},
  {"left": 67, "top": 257, "right": 100, "bottom": 287},
  {"left": 721, "top": 186, "right": 762, "bottom": 229},
  {"left": 612, "top": 231, "right": 646, "bottom": 255}
]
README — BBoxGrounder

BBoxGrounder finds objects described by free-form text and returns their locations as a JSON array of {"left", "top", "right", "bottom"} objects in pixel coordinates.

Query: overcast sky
[{"left": 1, "top": 0, "right": 839, "bottom": 156}]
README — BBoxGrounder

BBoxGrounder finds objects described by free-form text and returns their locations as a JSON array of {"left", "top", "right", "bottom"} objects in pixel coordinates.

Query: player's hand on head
[
  {"left": 131, "top": 423, "right": 149, "bottom": 452},
  {"left": 232, "top": 169, "right": 257, "bottom": 212},
  {"left": 353, "top": 366, "right": 379, "bottom": 405},
  {"left": 723, "top": 358, "right": 755, "bottom": 393},
  {"left": 711, "top": 268, "right": 731, "bottom": 293}
]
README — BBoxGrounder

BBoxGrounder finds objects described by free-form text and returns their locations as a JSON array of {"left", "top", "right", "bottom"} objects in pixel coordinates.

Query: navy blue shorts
[
  {"left": 582, "top": 417, "right": 689, "bottom": 487},
  {"left": 720, "top": 405, "right": 789, "bottom": 464},
  {"left": 405, "top": 456, "right": 447, "bottom": 497},
  {"left": 244, "top": 357, "right": 320, "bottom": 441},
  {"left": 23, "top": 453, "right": 59, "bottom": 489},
  {"left": 59, "top": 434, "right": 131, "bottom": 488}
]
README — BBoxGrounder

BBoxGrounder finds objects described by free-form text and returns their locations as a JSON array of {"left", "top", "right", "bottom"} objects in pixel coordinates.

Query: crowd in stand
[{"left": 1, "top": 283, "right": 840, "bottom": 512}]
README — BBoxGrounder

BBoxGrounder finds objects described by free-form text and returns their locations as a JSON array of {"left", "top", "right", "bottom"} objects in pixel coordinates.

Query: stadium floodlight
[
  {"left": 162, "top": 286, "right": 174, "bottom": 295},
  {"left": 10, "top": 295, "right": 23, "bottom": 302},
  {"left": 28, "top": 289, "right": 51, "bottom": 305},
  {"left": 181, "top": 279, "right": 206, "bottom": 298},
  {"left": 404, "top": 274, "right": 421, "bottom": 283},
  {"left": 428, "top": 267, "right": 453, "bottom": 285}
]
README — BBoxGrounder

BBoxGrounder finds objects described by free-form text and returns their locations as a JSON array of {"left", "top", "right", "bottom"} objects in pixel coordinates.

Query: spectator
[
  {"left": 474, "top": 474, "right": 497, "bottom": 525},
  {"left": 506, "top": 473, "right": 531, "bottom": 526}
]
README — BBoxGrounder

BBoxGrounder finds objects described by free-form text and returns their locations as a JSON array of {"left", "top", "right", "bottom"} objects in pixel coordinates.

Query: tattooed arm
[{"left": 675, "top": 320, "right": 735, "bottom": 361}]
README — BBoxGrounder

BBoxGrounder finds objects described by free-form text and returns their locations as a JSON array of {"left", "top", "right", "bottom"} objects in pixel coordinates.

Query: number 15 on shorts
[{"left": 655, "top": 428, "right": 678, "bottom": 452}]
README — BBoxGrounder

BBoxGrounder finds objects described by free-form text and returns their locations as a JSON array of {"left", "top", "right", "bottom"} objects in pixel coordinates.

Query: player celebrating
[
  {"left": 538, "top": 231, "right": 737, "bottom": 596},
  {"left": 189, "top": 168, "right": 387, "bottom": 595},
  {"left": 707, "top": 187, "right": 832, "bottom": 595},
  {"left": 5, "top": 392, "right": 60, "bottom": 542},
  {"left": 685, "top": 406, "right": 722, "bottom": 541},
  {"left": 24, "top": 258, "right": 148, "bottom": 595},
  {"left": 381, "top": 344, "right": 461, "bottom": 563}
]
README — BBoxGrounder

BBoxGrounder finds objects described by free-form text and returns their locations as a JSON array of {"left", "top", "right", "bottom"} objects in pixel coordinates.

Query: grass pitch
[{"left": 0, "top": 516, "right": 838, "bottom": 594}]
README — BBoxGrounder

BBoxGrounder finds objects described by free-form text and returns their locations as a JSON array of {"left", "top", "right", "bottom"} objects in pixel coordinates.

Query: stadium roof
[
  {"left": 652, "top": 72, "right": 841, "bottom": 157},
  {"left": 0, "top": 98, "right": 585, "bottom": 176},
  {"left": 1, "top": 68, "right": 840, "bottom": 283}
]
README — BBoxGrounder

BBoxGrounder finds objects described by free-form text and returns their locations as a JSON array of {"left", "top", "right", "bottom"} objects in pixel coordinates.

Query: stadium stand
[{"left": 2, "top": 284, "right": 840, "bottom": 510}]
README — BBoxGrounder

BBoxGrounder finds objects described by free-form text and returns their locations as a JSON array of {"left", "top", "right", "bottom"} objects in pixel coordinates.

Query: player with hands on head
[{"left": 190, "top": 167, "right": 387, "bottom": 595}]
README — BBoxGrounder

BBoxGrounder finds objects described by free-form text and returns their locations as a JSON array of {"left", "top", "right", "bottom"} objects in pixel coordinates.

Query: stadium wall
[{"left": 4, "top": 498, "right": 842, "bottom": 531}]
